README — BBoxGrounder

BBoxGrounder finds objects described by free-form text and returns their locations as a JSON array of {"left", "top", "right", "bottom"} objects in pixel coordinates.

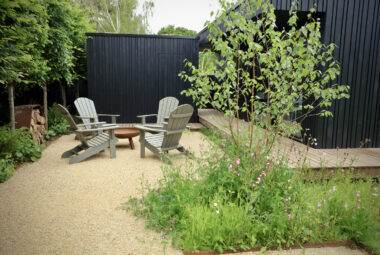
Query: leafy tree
[
  {"left": 157, "top": 25, "right": 197, "bottom": 36},
  {"left": 76, "top": 0, "right": 154, "bottom": 34},
  {"left": 180, "top": 0, "right": 349, "bottom": 152},
  {"left": 40, "top": 0, "right": 92, "bottom": 127},
  {"left": 0, "top": 0, "right": 49, "bottom": 130},
  {"left": 199, "top": 50, "right": 218, "bottom": 75},
  {"left": 68, "top": 3, "right": 93, "bottom": 99}
]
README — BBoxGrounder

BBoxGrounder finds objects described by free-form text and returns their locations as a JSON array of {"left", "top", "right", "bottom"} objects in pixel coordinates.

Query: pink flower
[
  {"left": 358, "top": 199, "right": 361, "bottom": 203},
  {"left": 356, "top": 206, "right": 360, "bottom": 209},
  {"left": 229, "top": 164, "right": 234, "bottom": 170},
  {"left": 236, "top": 158, "right": 240, "bottom": 165},
  {"left": 221, "top": 142, "right": 225, "bottom": 147},
  {"left": 344, "top": 203, "right": 348, "bottom": 209},
  {"left": 374, "top": 187, "right": 378, "bottom": 192},
  {"left": 322, "top": 152, "right": 327, "bottom": 156},
  {"left": 287, "top": 214, "right": 291, "bottom": 220},
  {"left": 265, "top": 162, "right": 270, "bottom": 169},
  {"left": 317, "top": 203, "right": 321, "bottom": 208},
  {"left": 261, "top": 171, "right": 266, "bottom": 177},
  {"left": 236, "top": 173, "right": 240, "bottom": 177},
  {"left": 252, "top": 183, "right": 256, "bottom": 187},
  {"left": 256, "top": 177, "right": 261, "bottom": 184}
]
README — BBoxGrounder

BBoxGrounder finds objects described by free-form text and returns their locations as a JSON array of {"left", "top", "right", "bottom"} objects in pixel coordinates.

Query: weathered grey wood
[
  {"left": 57, "top": 104, "right": 119, "bottom": 164},
  {"left": 139, "top": 129, "right": 145, "bottom": 158},
  {"left": 137, "top": 97, "right": 179, "bottom": 130},
  {"left": 136, "top": 104, "right": 193, "bottom": 163},
  {"left": 74, "top": 97, "right": 119, "bottom": 131},
  {"left": 74, "top": 97, "right": 99, "bottom": 129}
]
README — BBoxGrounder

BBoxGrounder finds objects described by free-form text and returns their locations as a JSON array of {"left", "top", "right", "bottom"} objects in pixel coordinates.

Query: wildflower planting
[
  {"left": 127, "top": 132, "right": 380, "bottom": 252},
  {"left": 127, "top": 0, "right": 379, "bottom": 253}
]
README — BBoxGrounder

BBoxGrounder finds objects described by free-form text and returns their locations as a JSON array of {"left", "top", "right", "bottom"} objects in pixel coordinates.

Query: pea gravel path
[{"left": 0, "top": 132, "right": 368, "bottom": 255}]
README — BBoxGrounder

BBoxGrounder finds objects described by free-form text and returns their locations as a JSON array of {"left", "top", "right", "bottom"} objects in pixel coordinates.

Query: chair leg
[
  {"left": 69, "top": 143, "right": 108, "bottom": 164},
  {"left": 139, "top": 130, "right": 145, "bottom": 158},
  {"left": 62, "top": 145, "right": 83, "bottom": 158},
  {"left": 177, "top": 145, "right": 185, "bottom": 153},
  {"left": 109, "top": 138, "right": 117, "bottom": 159}
]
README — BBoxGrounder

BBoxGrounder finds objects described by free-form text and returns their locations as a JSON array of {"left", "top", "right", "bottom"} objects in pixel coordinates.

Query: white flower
[
  {"left": 332, "top": 186, "right": 336, "bottom": 192},
  {"left": 214, "top": 202, "right": 218, "bottom": 207},
  {"left": 216, "top": 210, "right": 219, "bottom": 214}
]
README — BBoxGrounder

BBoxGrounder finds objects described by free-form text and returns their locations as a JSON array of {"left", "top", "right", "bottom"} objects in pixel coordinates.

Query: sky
[{"left": 148, "top": 0, "right": 222, "bottom": 34}]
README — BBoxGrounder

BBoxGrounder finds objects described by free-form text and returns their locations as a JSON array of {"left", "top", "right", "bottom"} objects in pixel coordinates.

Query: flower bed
[{"left": 126, "top": 130, "right": 380, "bottom": 254}]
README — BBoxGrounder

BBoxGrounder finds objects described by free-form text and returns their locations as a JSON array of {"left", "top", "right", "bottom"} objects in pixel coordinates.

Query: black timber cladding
[
  {"left": 198, "top": 0, "right": 380, "bottom": 149},
  {"left": 86, "top": 33, "right": 199, "bottom": 123}
]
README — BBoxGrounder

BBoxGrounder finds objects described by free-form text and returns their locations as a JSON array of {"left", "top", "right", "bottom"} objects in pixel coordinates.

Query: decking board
[{"left": 199, "top": 109, "right": 380, "bottom": 177}]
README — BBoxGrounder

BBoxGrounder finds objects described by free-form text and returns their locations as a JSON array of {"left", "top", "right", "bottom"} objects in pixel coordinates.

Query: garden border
[{"left": 183, "top": 240, "right": 378, "bottom": 255}]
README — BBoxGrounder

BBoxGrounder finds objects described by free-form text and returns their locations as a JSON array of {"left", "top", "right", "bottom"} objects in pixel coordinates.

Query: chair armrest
[
  {"left": 135, "top": 125, "right": 186, "bottom": 135},
  {"left": 136, "top": 114, "right": 157, "bottom": 118},
  {"left": 75, "top": 125, "right": 119, "bottom": 133},
  {"left": 136, "top": 114, "right": 157, "bottom": 124},
  {"left": 96, "top": 114, "right": 119, "bottom": 124},
  {"left": 76, "top": 116, "right": 95, "bottom": 119},
  {"left": 135, "top": 125, "right": 166, "bottom": 133},
  {"left": 76, "top": 121, "right": 106, "bottom": 127},
  {"left": 97, "top": 114, "right": 120, "bottom": 117}
]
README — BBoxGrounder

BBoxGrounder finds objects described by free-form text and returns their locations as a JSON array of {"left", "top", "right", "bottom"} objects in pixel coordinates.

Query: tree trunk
[
  {"left": 43, "top": 84, "right": 48, "bottom": 130},
  {"left": 74, "top": 81, "right": 80, "bottom": 99},
  {"left": 8, "top": 81, "right": 15, "bottom": 130},
  {"left": 60, "top": 81, "right": 67, "bottom": 107}
]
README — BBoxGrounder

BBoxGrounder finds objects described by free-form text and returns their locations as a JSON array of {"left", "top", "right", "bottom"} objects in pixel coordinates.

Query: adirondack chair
[
  {"left": 57, "top": 104, "right": 119, "bottom": 164},
  {"left": 136, "top": 104, "right": 194, "bottom": 163},
  {"left": 137, "top": 97, "right": 179, "bottom": 129},
  {"left": 74, "top": 97, "right": 119, "bottom": 130}
]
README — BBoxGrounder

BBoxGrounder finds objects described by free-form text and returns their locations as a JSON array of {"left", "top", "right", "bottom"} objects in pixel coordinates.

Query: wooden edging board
[{"left": 183, "top": 240, "right": 378, "bottom": 255}]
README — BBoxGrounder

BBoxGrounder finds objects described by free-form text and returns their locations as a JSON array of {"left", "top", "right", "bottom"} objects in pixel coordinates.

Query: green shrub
[
  {"left": 0, "top": 125, "right": 42, "bottom": 163},
  {"left": 0, "top": 158, "right": 15, "bottom": 183},
  {"left": 126, "top": 131, "right": 380, "bottom": 253},
  {"left": 45, "top": 103, "right": 70, "bottom": 139}
]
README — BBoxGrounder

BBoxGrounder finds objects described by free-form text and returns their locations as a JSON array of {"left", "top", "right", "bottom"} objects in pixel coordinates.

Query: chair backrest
[
  {"left": 157, "top": 97, "right": 179, "bottom": 125},
  {"left": 161, "top": 104, "right": 193, "bottom": 149},
  {"left": 57, "top": 104, "right": 88, "bottom": 146},
  {"left": 74, "top": 97, "right": 99, "bottom": 129}
]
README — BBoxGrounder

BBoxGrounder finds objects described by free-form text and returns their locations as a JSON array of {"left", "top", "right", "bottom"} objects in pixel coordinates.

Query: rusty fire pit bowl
[{"left": 105, "top": 128, "right": 139, "bottom": 150}]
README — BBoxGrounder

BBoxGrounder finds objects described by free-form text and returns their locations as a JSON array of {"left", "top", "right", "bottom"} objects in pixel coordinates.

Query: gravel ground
[{"left": 0, "top": 132, "right": 368, "bottom": 255}]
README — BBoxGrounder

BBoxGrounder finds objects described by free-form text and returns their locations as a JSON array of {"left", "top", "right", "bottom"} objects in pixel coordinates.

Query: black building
[
  {"left": 198, "top": 0, "right": 380, "bottom": 149},
  {"left": 86, "top": 33, "right": 199, "bottom": 123}
]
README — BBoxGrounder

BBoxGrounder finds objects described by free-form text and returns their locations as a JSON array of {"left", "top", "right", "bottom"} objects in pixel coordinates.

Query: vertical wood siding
[
  {"left": 273, "top": 0, "right": 380, "bottom": 148},
  {"left": 86, "top": 34, "right": 199, "bottom": 123},
  {"left": 198, "top": 0, "right": 380, "bottom": 148}
]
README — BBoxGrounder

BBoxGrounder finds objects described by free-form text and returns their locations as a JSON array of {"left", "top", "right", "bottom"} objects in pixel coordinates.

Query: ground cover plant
[
  {"left": 0, "top": 125, "right": 42, "bottom": 182},
  {"left": 125, "top": 0, "right": 379, "bottom": 253},
  {"left": 45, "top": 103, "right": 70, "bottom": 139}
]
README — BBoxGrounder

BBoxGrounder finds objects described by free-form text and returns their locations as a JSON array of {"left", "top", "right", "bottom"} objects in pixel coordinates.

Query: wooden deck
[{"left": 199, "top": 109, "right": 380, "bottom": 177}]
